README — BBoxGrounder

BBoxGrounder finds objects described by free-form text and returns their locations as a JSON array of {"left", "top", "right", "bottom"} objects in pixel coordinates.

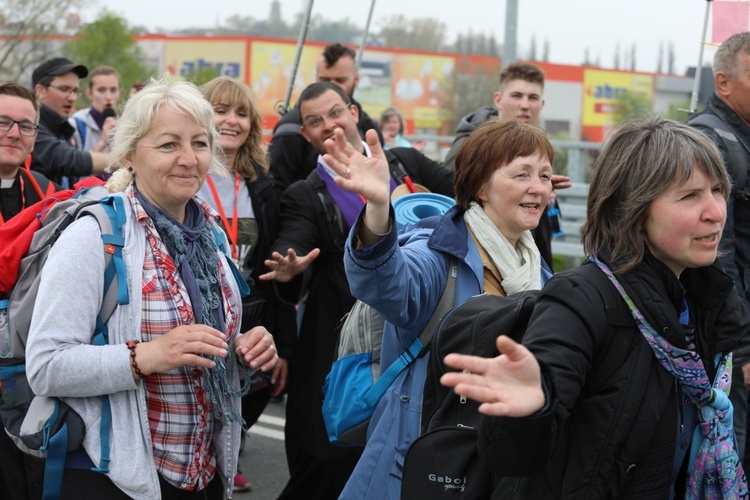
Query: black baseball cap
[{"left": 31, "top": 57, "right": 89, "bottom": 87}]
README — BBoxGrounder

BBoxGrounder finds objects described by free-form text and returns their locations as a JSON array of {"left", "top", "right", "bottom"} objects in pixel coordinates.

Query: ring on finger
[{"left": 345, "top": 168, "right": 351, "bottom": 179}]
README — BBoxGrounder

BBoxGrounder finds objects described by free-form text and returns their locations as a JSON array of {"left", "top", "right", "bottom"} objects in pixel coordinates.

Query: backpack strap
[
  {"left": 306, "top": 169, "right": 348, "bottom": 250},
  {"left": 385, "top": 150, "right": 408, "bottom": 184},
  {"left": 361, "top": 256, "right": 459, "bottom": 408},
  {"left": 42, "top": 405, "right": 69, "bottom": 499},
  {"left": 41, "top": 195, "right": 130, "bottom": 496},
  {"left": 386, "top": 149, "right": 420, "bottom": 194},
  {"left": 211, "top": 224, "right": 251, "bottom": 298},
  {"left": 689, "top": 113, "right": 748, "bottom": 198},
  {"left": 74, "top": 117, "right": 87, "bottom": 148}
]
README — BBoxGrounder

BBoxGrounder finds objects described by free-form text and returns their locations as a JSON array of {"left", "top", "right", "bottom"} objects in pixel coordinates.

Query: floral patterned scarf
[{"left": 592, "top": 257, "right": 747, "bottom": 499}]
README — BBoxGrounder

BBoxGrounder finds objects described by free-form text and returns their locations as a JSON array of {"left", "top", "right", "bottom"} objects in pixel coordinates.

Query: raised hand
[
  {"left": 259, "top": 248, "right": 320, "bottom": 283},
  {"left": 323, "top": 128, "right": 391, "bottom": 207},
  {"left": 440, "top": 335, "right": 545, "bottom": 417}
]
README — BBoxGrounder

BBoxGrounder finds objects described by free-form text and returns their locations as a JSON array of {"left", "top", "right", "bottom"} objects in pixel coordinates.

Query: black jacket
[
  {"left": 690, "top": 93, "right": 750, "bottom": 315},
  {"left": 480, "top": 254, "right": 750, "bottom": 499},
  {"left": 267, "top": 99, "right": 384, "bottom": 200},
  {"left": 0, "top": 168, "right": 57, "bottom": 223},
  {"left": 31, "top": 105, "right": 93, "bottom": 185},
  {"left": 241, "top": 168, "right": 297, "bottom": 360}
]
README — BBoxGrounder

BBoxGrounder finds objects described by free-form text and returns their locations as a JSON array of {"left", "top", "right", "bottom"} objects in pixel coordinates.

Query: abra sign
[
  {"left": 164, "top": 40, "right": 247, "bottom": 80},
  {"left": 428, "top": 474, "right": 467, "bottom": 492},
  {"left": 591, "top": 84, "right": 628, "bottom": 100},
  {"left": 179, "top": 59, "right": 240, "bottom": 78},
  {"left": 582, "top": 69, "right": 653, "bottom": 128}
]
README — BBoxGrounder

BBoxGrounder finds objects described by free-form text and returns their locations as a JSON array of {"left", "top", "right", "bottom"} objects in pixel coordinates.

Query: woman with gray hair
[
  {"left": 25, "top": 74, "right": 278, "bottom": 499},
  {"left": 442, "top": 117, "right": 750, "bottom": 498}
]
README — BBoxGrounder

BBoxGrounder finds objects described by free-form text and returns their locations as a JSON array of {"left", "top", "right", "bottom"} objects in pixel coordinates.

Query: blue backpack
[{"left": 322, "top": 257, "right": 457, "bottom": 447}]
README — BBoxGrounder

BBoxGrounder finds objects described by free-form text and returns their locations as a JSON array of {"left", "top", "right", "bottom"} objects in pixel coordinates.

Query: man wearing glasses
[
  {"left": 263, "top": 81, "right": 452, "bottom": 500},
  {"left": 0, "top": 81, "right": 52, "bottom": 496},
  {"left": 28, "top": 57, "right": 109, "bottom": 187},
  {"left": 0, "top": 81, "right": 56, "bottom": 225}
]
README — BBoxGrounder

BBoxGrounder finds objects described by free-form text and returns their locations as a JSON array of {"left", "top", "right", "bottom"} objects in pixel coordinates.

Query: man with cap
[{"left": 30, "top": 57, "right": 109, "bottom": 186}]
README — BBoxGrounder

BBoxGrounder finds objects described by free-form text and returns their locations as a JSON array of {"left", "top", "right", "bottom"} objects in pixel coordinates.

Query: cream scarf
[{"left": 463, "top": 201, "right": 542, "bottom": 294}]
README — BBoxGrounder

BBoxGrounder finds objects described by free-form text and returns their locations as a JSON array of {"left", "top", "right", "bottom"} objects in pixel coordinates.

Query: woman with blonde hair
[
  {"left": 197, "top": 76, "right": 296, "bottom": 492},
  {"left": 26, "top": 75, "right": 278, "bottom": 499}
]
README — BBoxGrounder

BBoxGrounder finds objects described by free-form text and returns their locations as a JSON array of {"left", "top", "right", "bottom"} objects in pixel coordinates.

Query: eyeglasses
[
  {"left": 48, "top": 85, "right": 81, "bottom": 98},
  {"left": 302, "top": 104, "right": 352, "bottom": 129},
  {"left": 0, "top": 115, "right": 39, "bottom": 136}
]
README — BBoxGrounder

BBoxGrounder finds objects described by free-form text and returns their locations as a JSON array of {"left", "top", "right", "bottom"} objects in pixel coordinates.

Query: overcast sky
[{"left": 85, "top": 0, "right": 723, "bottom": 75}]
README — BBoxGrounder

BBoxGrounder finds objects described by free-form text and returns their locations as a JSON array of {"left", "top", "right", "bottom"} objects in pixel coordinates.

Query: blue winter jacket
[{"left": 340, "top": 205, "right": 550, "bottom": 499}]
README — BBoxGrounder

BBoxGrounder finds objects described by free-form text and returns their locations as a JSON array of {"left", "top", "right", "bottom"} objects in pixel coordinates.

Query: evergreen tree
[{"left": 64, "top": 11, "right": 151, "bottom": 104}]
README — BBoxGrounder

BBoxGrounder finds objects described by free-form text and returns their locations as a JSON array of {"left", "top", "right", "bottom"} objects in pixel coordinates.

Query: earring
[{"left": 127, "top": 166, "right": 134, "bottom": 173}]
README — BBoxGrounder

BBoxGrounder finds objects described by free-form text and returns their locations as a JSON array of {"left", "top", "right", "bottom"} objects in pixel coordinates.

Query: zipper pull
[{"left": 459, "top": 369, "right": 468, "bottom": 404}]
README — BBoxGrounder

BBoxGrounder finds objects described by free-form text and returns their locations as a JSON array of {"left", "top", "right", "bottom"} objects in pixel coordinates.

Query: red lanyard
[
  {"left": 206, "top": 174, "right": 240, "bottom": 260},
  {"left": 403, "top": 175, "right": 418, "bottom": 193}
]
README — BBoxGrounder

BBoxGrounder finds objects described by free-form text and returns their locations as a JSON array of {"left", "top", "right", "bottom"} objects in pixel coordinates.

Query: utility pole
[
  {"left": 690, "top": 0, "right": 713, "bottom": 112},
  {"left": 502, "top": 0, "right": 518, "bottom": 68}
]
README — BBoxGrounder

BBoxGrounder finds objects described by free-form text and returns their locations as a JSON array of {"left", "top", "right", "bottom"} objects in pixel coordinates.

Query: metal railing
[
  {"left": 404, "top": 134, "right": 600, "bottom": 262},
  {"left": 264, "top": 129, "right": 600, "bottom": 262}
]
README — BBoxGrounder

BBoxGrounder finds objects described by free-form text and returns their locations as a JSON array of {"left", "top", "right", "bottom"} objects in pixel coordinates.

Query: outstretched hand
[
  {"left": 552, "top": 174, "right": 572, "bottom": 191},
  {"left": 259, "top": 248, "right": 320, "bottom": 283},
  {"left": 323, "top": 128, "right": 391, "bottom": 207},
  {"left": 440, "top": 335, "right": 545, "bottom": 417}
]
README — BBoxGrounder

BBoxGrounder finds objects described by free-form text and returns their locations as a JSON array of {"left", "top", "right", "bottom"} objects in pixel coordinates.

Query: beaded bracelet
[{"left": 126, "top": 340, "right": 145, "bottom": 379}]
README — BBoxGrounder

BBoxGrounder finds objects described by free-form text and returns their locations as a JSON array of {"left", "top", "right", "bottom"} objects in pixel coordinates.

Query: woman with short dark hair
[
  {"left": 197, "top": 76, "right": 296, "bottom": 493},
  {"left": 322, "top": 119, "right": 555, "bottom": 498}
]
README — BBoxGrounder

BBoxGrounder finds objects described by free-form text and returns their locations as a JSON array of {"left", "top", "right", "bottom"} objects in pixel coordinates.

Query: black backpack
[
  {"left": 401, "top": 290, "right": 539, "bottom": 500},
  {"left": 401, "top": 262, "right": 636, "bottom": 499}
]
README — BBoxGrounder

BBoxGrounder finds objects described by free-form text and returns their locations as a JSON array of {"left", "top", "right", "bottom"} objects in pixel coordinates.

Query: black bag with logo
[{"left": 401, "top": 291, "right": 540, "bottom": 499}]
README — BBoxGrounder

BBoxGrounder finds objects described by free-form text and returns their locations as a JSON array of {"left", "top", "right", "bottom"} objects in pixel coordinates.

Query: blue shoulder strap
[
  {"left": 90, "top": 195, "right": 129, "bottom": 476},
  {"left": 41, "top": 195, "right": 130, "bottom": 499},
  {"left": 41, "top": 404, "right": 67, "bottom": 500},
  {"left": 74, "top": 117, "right": 87, "bottom": 148},
  {"left": 362, "top": 257, "right": 458, "bottom": 407},
  {"left": 211, "top": 225, "right": 250, "bottom": 298}
]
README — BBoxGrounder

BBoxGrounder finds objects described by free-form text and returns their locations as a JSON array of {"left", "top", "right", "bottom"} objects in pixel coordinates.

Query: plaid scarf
[{"left": 593, "top": 257, "right": 747, "bottom": 499}]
